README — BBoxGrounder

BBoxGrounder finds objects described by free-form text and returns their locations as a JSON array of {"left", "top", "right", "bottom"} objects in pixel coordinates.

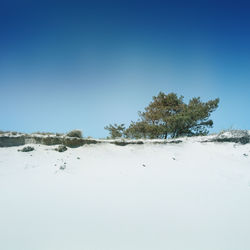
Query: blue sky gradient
[{"left": 1, "top": 0, "right": 250, "bottom": 137}]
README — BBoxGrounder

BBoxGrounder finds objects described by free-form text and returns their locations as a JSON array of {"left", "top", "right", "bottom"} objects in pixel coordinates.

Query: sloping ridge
[{"left": 0, "top": 130, "right": 249, "bottom": 147}]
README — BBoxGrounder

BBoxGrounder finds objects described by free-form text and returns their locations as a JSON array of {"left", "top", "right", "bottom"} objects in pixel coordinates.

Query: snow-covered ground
[{"left": 0, "top": 140, "right": 250, "bottom": 250}]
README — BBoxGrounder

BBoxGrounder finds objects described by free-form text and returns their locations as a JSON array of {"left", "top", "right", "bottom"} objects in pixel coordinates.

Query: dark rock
[{"left": 0, "top": 136, "right": 25, "bottom": 147}]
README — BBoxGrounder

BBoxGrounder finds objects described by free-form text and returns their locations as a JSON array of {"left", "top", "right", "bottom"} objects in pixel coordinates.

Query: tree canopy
[{"left": 105, "top": 92, "right": 219, "bottom": 139}]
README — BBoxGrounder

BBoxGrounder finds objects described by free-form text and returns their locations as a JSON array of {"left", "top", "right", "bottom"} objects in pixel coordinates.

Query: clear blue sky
[{"left": 1, "top": 0, "right": 250, "bottom": 138}]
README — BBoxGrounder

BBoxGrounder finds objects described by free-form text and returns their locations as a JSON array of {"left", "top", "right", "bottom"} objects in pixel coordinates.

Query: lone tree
[
  {"left": 105, "top": 92, "right": 219, "bottom": 139},
  {"left": 104, "top": 123, "right": 126, "bottom": 139}
]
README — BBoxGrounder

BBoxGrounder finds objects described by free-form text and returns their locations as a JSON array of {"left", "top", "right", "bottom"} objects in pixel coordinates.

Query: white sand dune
[{"left": 0, "top": 140, "right": 250, "bottom": 250}]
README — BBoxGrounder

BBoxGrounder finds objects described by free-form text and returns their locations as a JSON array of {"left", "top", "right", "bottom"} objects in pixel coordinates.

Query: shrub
[
  {"left": 55, "top": 145, "right": 67, "bottom": 152},
  {"left": 18, "top": 146, "right": 34, "bottom": 152},
  {"left": 66, "top": 130, "right": 83, "bottom": 138}
]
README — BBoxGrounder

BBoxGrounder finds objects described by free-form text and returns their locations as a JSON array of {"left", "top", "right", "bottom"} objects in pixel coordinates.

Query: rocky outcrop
[
  {"left": 0, "top": 134, "right": 101, "bottom": 148},
  {"left": 0, "top": 135, "right": 25, "bottom": 147}
]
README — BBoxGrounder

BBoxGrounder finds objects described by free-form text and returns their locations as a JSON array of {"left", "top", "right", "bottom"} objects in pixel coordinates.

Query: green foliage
[
  {"left": 107, "top": 92, "right": 219, "bottom": 139},
  {"left": 124, "top": 121, "right": 164, "bottom": 139},
  {"left": 104, "top": 123, "right": 125, "bottom": 139}
]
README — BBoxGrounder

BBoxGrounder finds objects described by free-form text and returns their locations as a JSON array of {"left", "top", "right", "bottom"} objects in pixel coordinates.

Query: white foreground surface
[{"left": 0, "top": 141, "right": 250, "bottom": 250}]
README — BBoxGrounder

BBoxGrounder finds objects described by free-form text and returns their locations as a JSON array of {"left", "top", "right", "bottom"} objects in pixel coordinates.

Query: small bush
[
  {"left": 66, "top": 130, "right": 83, "bottom": 138},
  {"left": 55, "top": 145, "right": 67, "bottom": 152},
  {"left": 18, "top": 146, "right": 34, "bottom": 152}
]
